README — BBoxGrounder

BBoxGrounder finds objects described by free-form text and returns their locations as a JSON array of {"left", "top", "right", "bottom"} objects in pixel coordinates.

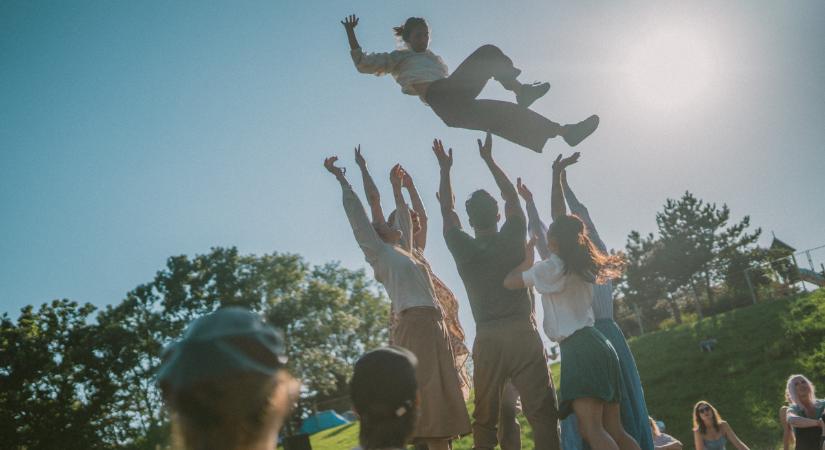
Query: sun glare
[{"left": 623, "top": 26, "right": 720, "bottom": 111}]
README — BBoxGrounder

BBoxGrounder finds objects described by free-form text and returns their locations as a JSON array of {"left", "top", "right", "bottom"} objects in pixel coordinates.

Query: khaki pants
[
  {"left": 472, "top": 317, "right": 560, "bottom": 450},
  {"left": 498, "top": 380, "right": 522, "bottom": 450}
]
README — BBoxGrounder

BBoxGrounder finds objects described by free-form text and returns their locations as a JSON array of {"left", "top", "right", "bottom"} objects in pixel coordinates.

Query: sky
[{"left": 2, "top": 0, "right": 824, "bottom": 346}]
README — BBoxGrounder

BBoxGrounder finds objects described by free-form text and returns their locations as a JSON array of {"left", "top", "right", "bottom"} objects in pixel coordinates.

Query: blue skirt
[{"left": 561, "top": 319, "right": 654, "bottom": 450}]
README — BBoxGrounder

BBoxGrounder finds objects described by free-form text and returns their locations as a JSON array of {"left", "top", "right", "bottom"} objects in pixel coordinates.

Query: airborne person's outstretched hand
[{"left": 341, "top": 14, "right": 359, "bottom": 31}]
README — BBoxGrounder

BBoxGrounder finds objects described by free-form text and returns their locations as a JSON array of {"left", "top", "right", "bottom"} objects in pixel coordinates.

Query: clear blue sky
[{"left": 2, "top": 1, "right": 824, "bottom": 344}]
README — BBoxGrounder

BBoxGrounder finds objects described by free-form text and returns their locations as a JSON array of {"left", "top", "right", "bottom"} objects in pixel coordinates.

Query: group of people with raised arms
[
  {"left": 323, "top": 127, "right": 651, "bottom": 450},
  {"left": 141, "top": 12, "right": 825, "bottom": 450}
]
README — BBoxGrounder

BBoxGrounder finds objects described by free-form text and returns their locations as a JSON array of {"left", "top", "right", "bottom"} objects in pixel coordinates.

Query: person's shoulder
[{"left": 445, "top": 226, "right": 475, "bottom": 248}]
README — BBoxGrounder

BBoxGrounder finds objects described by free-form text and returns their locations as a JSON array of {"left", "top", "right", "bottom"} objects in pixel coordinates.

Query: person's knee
[{"left": 439, "top": 111, "right": 471, "bottom": 129}]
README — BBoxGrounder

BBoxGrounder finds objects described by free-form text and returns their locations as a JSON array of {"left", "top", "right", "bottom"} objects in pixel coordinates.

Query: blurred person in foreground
[{"left": 157, "top": 307, "right": 300, "bottom": 450}]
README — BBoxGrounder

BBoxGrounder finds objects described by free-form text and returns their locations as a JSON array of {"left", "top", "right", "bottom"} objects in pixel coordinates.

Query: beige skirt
[{"left": 393, "top": 306, "right": 472, "bottom": 440}]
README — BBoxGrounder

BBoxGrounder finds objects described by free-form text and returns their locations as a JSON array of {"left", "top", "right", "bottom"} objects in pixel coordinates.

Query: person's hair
[
  {"left": 786, "top": 374, "right": 816, "bottom": 407},
  {"left": 465, "top": 190, "right": 498, "bottom": 230},
  {"left": 357, "top": 403, "right": 417, "bottom": 449},
  {"left": 692, "top": 401, "right": 722, "bottom": 435},
  {"left": 393, "top": 17, "right": 427, "bottom": 43},
  {"left": 162, "top": 371, "right": 297, "bottom": 450},
  {"left": 547, "top": 214, "right": 624, "bottom": 283},
  {"left": 351, "top": 348, "right": 418, "bottom": 449},
  {"left": 648, "top": 416, "right": 661, "bottom": 437}
]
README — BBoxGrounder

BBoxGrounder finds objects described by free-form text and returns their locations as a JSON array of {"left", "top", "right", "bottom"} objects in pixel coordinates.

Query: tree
[
  {"left": 620, "top": 231, "right": 677, "bottom": 331},
  {"left": 95, "top": 247, "right": 389, "bottom": 446},
  {"left": 655, "top": 192, "right": 761, "bottom": 318},
  {"left": 0, "top": 300, "right": 122, "bottom": 450},
  {"left": 2, "top": 248, "right": 389, "bottom": 448}
]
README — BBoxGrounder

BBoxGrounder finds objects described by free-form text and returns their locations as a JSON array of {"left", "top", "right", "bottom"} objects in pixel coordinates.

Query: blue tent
[{"left": 299, "top": 410, "right": 350, "bottom": 435}]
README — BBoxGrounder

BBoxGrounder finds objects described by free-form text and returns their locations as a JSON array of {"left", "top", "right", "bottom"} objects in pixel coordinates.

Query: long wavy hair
[
  {"left": 692, "top": 401, "right": 722, "bottom": 435},
  {"left": 548, "top": 214, "right": 624, "bottom": 284},
  {"left": 786, "top": 374, "right": 816, "bottom": 407}
]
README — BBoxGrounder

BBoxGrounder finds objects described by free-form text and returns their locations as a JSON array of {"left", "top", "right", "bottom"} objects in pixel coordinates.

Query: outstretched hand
[
  {"left": 354, "top": 145, "right": 366, "bottom": 168},
  {"left": 552, "top": 152, "right": 580, "bottom": 171},
  {"left": 517, "top": 177, "right": 533, "bottom": 202},
  {"left": 341, "top": 14, "right": 359, "bottom": 30},
  {"left": 432, "top": 139, "right": 453, "bottom": 170},
  {"left": 477, "top": 131, "right": 493, "bottom": 161},
  {"left": 401, "top": 169, "right": 414, "bottom": 190},
  {"left": 324, "top": 156, "right": 346, "bottom": 179},
  {"left": 390, "top": 163, "right": 406, "bottom": 189}
]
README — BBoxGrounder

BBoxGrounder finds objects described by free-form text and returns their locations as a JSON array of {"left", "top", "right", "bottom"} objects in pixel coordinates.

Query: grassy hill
[{"left": 309, "top": 289, "right": 825, "bottom": 450}]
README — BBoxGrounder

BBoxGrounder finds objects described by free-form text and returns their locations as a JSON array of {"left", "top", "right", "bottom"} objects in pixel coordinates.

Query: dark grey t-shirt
[{"left": 445, "top": 214, "right": 533, "bottom": 325}]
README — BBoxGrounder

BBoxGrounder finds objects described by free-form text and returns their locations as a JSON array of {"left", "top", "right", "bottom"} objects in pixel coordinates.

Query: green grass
[{"left": 311, "top": 289, "right": 825, "bottom": 450}]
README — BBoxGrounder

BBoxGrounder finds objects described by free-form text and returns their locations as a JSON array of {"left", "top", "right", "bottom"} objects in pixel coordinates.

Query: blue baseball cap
[{"left": 157, "top": 307, "right": 287, "bottom": 391}]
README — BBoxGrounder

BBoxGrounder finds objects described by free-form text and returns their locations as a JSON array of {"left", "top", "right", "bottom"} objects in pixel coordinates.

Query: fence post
[
  {"left": 745, "top": 268, "right": 757, "bottom": 305},
  {"left": 632, "top": 303, "right": 644, "bottom": 335}
]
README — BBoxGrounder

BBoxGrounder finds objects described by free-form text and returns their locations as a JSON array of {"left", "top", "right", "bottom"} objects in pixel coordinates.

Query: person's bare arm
[
  {"left": 402, "top": 170, "right": 428, "bottom": 251},
  {"left": 433, "top": 139, "right": 461, "bottom": 233},
  {"left": 786, "top": 411, "right": 824, "bottom": 428},
  {"left": 780, "top": 407, "right": 795, "bottom": 450},
  {"left": 518, "top": 177, "right": 550, "bottom": 260},
  {"left": 503, "top": 238, "right": 536, "bottom": 289},
  {"left": 561, "top": 168, "right": 607, "bottom": 252},
  {"left": 722, "top": 423, "right": 750, "bottom": 450},
  {"left": 478, "top": 132, "right": 522, "bottom": 220},
  {"left": 550, "top": 153, "right": 579, "bottom": 221},
  {"left": 693, "top": 430, "right": 705, "bottom": 450},
  {"left": 354, "top": 145, "right": 386, "bottom": 225},
  {"left": 341, "top": 14, "right": 361, "bottom": 50},
  {"left": 390, "top": 164, "right": 413, "bottom": 253}
]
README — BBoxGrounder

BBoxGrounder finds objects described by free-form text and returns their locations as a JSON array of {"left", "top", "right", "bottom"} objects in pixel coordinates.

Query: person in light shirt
[
  {"left": 324, "top": 153, "right": 470, "bottom": 450},
  {"left": 503, "top": 153, "right": 640, "bottom": 450},
  {"left": 341, "top": 14, "right": 600, "bottom": 153}
]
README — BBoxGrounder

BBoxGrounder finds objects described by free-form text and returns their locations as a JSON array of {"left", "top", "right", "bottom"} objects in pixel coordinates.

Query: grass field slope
[{"left": 310, "top": 289, "right": 825, "bottom": 450}]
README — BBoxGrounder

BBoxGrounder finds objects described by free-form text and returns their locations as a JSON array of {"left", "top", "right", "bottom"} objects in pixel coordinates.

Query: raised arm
[
  {"left": 433, "top": 139, "right": 462, "bottom": 234},
  {"left": 402, "top": 169, "right": 428, "bottom": 251},
  {"left": 354, "top": 146, "right": 386, "bottom": 225},
  {"left": 324, "top": 156, "right": 384, "bottom": 265},
  {"left": 561, "top": 168, "right": 606, "bottom": 252},
  {"left": 517, "top": 177, "right": 550, "bottom": 260},
  {"left": 550, "top": 153, "right": 579, "bottom": 221},
  {"left": 341, "top": 14, "right": 361, "bottom": 50},
  {"left": 343, "top": 15, "right": 401, "bottom": 76},
  {"left": 390, "top": 164, "right": 413, "bottom": 253},
  {"left": 693, "top": 430, "right": 705, "bottom": 450},
  {"left": 478, "top": 132, "right": 522, "bottom": 220}
]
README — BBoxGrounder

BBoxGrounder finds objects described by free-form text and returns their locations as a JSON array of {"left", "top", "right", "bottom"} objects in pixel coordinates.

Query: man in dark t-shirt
[{"left": 432, "top": 133, "right": 560, "bottom": 450}]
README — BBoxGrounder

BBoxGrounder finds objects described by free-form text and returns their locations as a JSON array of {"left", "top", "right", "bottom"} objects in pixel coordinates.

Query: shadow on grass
[{"left": 323, "top": 422, "right": 356, "bottom": 438}]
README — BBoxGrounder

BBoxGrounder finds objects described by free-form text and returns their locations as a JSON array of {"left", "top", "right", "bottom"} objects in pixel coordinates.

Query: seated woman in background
[
  {"left": 649, "top": 416, "right": 682, "bottom": 450},
  {"left": 692, "top": 401, "right": 750, "bottom": 450},
  {"left": 783, "top": 374, "right": 825, "bottom": 450},
  {"left": 157, "top": 307, "right": 300, "bottom": 450}
]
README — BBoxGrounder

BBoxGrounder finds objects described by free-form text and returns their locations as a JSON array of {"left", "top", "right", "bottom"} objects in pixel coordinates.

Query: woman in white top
[
  {"left": 324, "top": 152, "right": 470, "bottom": 450},
  {"left": 503, "top": 153, "right": 639, "bottom": 450},
  {"left": 341, "top": 14, "right": 600, "bottom": 153}
]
